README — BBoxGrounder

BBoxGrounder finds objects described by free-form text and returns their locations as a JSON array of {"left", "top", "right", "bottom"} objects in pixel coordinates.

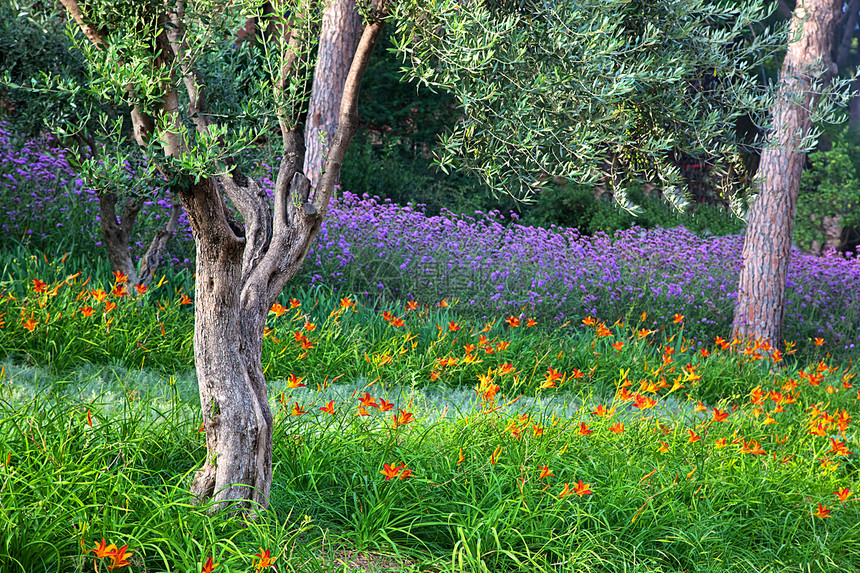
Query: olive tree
[
  {"left": 393, "top": 0, "right": 785, "bottom": 214},
  {"left": 55, "top": 0, "right": 388, "bottom": 513}
]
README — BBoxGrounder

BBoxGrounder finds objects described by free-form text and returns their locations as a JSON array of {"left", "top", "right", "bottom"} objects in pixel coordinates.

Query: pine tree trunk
[
  {"left": 733, "top": 0, "right": 842, "bottom": 346},
  {"left": 304, "top": 0, "right": 362, "bottom": 190}
]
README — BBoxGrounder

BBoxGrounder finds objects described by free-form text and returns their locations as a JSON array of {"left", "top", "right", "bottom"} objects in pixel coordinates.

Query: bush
[{"left": 796, "top": 125, "right": 860, "bottom": 253}]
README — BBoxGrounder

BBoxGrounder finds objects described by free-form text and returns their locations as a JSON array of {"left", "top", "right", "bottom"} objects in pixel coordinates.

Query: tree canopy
[{"left": 393, "top": 0, "right": 788, "bottom": 214}]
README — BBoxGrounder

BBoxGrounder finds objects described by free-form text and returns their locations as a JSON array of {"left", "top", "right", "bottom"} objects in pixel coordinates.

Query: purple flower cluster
[
  {"left": 302, "top": 193, "right": 860, "bottom": 349},
  {"left": 0, "top": 125, "right": 195, "bottom": 266},
  {"left": 3, "top": 124, "right": 859, "bottom": 353}
]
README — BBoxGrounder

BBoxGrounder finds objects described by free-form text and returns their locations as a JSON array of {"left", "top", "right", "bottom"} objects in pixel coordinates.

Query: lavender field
[{"left": 2, "top": 125, "right": 859, "bottom": 358}]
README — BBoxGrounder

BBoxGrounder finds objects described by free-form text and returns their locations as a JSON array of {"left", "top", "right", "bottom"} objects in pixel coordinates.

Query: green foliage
[
  {"left": 1, "top": 301, "right": 859, "bottom": 570},
  {"left": 519, "top": 182, "right": 746, "bottom": 237},
  {"left": 795, "top": 125, "right": 860, "bottom": 252},
  {"left": 393, "top": 0, "right": 791, "bottom": 215},
  {"left": 0, "top": 0, "right": 88, "bottom": 133},
  {"left": 340, "top": 30, "right": 499, "bottom": 215}
]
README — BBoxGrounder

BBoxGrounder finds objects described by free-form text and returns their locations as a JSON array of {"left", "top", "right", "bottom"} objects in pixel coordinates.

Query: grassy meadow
[
  {"left": 0, "top": 250, "right": 859, "bottom": 573},
  {"left": 1, "top": 128, "right": 860, "bottom": 571}
]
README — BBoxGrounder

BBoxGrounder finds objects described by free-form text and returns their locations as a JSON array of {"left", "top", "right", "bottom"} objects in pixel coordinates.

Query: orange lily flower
[
  {"left": 358, "top": 392, "right": 378, "bottom": 408},
  {"left": 270, "top": 302, "right": 287, "bottom": 316},
  {"left": 828, "top": 438, "right": 852, "bottom": 456},
  {"left": 577, "top": 422, "right": 593, "bottom": 436},
  {"left": 381, "top": 463, "right": 402, "bottom": 480},
  {"left": 592, "top": 404, "right": 615, "bottom": 417},
  {"left": 406, "top": 300, "right": 419, "bottom": 310},
  {"left": 712, "top": 408, "right": 729, "bottom": 422},
  {"left": 290, "top": 403, "right": 306, "bottom": 416},
  {"left": 108, "top": 545, "right": 132, "bottom": 570},
  {"left": 319, "top": 401, "right": 335, "bottom": 415},
  {"left": 813, "top": 503, "right": 831, "bottom": 519},
  {"left": 694, "top": 401, "right": 708, "bottom": 412},
  {"left": 134, "top": 283, "right": 147, "bottom": 295},
  {"left": 714, "top": 438, "right": 728, "bottom": 449},
  {"left": 32, "top": 278, "right": 48, "bottom": 293},
  {"left": 539, "top": 378, "right": 557, "bottom": 389},
  {"left": 88, "top": 538, "right": 117, "bottom": 559},
  {"left": 814, "top": 337, "right": 825, "bottom": 346},
  {"left": 687, "top": 429, "right": 701, "bottom": 443},
  {"left": 658, "top": 442, "right": 670, "bottom": 453},
  {"left": 22, "top": 317, "right": 38, "bottom": 331},
  {"left": 201, "top": 556, "right": 218, "bottom": 573},
  {"left": 539, "top": 465, "right": 554, "bottom": 479},
  {"left": 112, "top": 270, "right": 128, "bottom": 283},
  {"left": 526, "top": 318, "right": 537, "bottom": 327},
  {"left": 672, "top": 314, "right": 684, "bottom": 324},
  {"left": 395, "top": 409, "right": 414, "bottom": 427},
  {"left": 572, "top": 479, "right": 593, "bottom": 496},
  {"left": 356, "top": 406, "right": 370, "bottom": 417},
  {"left": 289, "top": 298, "right": 301, "bottom": 308},
  {"left": 378, "top": 399, "right": 394, "bottom": 412},
  {"left": 448, "top": 321, "right": 461, "bottom": 332},
  {"left": 253, "top": 548, "right": 277, "bottom": 569},
  {"left": 179, "top": 294, "right": 192, "bottom": 305},
  {"left": 558, "top": 482, "right": 571, "bottom": 498},
  {"left": 79, "top": 306, "right": 94, "bottom": 317},
  {"left": 458, "top": 448, "right": 465, "bottom": 464},
  {"left": 632, "top": 394, "right": 656, "bottom": 409},
  {"left": 286, "top": 374, "right": 306, "bottom": 388},
  {"left": 834, "top": 488, "right": 852, "bottom": 502},
  {"left": 505, "top": 315, "right": 520, "bottom": 327},
  {"left": 740, "top": 439, "right": 766, "bottom": 455},
  {"left": 105, "top": 301, "right": 117, "bottom": 313},
  {"left": 609, "top": 422, "right": 625, "bottom": 434}
]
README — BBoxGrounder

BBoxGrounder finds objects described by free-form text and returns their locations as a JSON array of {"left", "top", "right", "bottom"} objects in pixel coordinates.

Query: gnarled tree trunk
[
  {"left": 732, "top": 0, "right": 842, "bottom": 347},
  {"left": 60, "top": 0, "right": 389, "bottom": 514},
  {"left": 97, "top": 190, "right": 183, "bottom": 287}
]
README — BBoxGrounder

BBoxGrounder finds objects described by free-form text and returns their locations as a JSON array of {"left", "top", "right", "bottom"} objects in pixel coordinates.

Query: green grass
[{"left": 1, "top": 256, "right": 859, "bottom": 572}]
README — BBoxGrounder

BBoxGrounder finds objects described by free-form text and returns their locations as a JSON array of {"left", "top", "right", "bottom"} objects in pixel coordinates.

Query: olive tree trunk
[
  {"left": 60, "top": 0, "right": 389, "bottom": 513},
  {"left": 732, "top": 0, "right": 842, "bottom": 346}
]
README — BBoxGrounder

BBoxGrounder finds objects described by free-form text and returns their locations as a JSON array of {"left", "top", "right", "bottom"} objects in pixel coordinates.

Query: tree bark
[
  {"left": 303, "top": 0, "right": 362, "bottom": 191},
  {"left": 62, "top": 0, "right": 388, "bottom": 514},
  {"left": 97, "top": 190, "right": 183, "bottom": 287},
  {"left": 732, "top": 0, "right": 842, "bottom": 346}
]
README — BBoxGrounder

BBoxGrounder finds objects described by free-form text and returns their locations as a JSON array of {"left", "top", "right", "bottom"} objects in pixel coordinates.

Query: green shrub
[{"left": 796, "top": 125, "right": 860, "bottom": 252}]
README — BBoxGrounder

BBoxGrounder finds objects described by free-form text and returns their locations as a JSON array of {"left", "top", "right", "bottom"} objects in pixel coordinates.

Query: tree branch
[
  {"left": 138, "top": 191, "right": 183, "bottom": 285},
  {"left": 58, "top": 0, "right": 106, "bottom": 47}
]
